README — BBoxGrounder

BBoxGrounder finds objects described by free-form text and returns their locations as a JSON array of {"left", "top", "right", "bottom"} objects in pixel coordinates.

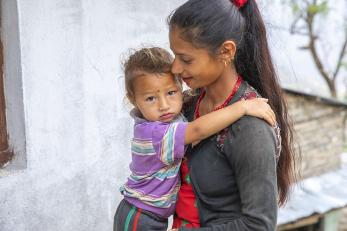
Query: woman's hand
[{"left": 242, "top": 98, "right": 276, "bottom": 126}]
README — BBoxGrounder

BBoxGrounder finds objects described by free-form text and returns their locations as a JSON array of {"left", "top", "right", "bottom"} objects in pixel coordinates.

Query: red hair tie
[{"left": 232, "top": 0, "right": 248, "bottom": 8}]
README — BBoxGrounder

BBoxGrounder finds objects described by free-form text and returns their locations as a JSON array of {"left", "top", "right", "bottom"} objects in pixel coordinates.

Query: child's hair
[
  {"left": 168, "top": 0, "right": 297, "bottom": 206},
  {"left": 124, "top": 47, "right": 177, "bottom": 102}
]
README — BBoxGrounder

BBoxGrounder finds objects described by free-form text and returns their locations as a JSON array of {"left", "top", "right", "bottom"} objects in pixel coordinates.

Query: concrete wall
[{"left": 0, "top": 0, "right": 185, "bottom": 230}]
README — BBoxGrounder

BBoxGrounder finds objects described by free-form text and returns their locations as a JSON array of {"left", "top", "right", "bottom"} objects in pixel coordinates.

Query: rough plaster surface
[
  {"left": 0, "top": 0, "right": 185, "bottom": 230},
  {"left": 1, "top": 0, "right": 346, "bottom": 230}
]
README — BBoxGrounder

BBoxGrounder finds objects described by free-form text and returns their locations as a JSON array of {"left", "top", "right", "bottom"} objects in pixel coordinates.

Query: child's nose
[{"left": 159, "top": 98, "right": 170, "bottom": 111}]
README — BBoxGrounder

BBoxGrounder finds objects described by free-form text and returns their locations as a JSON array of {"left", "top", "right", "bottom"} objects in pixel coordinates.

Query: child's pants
[{"left": 114, "top": 199, "right": 168, "bottom": 231}]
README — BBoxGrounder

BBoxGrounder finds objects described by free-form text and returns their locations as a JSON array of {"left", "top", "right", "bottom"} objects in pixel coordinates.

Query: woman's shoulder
[
  {"left": 230, "top": 116, "right": 275, "bottom": 141},
  {"left": 225, "top": 116, "right": 277, "bottom": 155}
]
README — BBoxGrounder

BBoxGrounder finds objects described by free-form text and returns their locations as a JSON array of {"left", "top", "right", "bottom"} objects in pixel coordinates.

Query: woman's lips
[{"left": 182, "top": 77, "right": 193, "bottom": 84}]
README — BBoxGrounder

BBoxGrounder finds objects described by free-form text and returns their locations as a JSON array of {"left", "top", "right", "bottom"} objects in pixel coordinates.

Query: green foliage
[
  {"left": 289, "top": 0, "right": 329, "bottom": 16},
  {"left": 307, "top": 1, "right": 329, "bottom": 16}
]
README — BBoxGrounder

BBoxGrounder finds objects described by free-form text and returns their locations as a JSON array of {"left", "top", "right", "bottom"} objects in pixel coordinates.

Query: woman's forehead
[
  {"left": 170, "top": 31, "right": 204, "bottom": 57},
  {"left": 169, "top": 29, "right": 189, "bottom": 53}
]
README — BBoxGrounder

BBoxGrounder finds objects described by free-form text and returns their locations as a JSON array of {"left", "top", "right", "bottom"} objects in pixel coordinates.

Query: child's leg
[{"left": 114, "top": 199, "right": 168, "bottom": 231}]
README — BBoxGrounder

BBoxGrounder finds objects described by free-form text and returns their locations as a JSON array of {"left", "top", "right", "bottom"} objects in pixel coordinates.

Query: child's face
[{"left": 132, "top": 72, "right": 183, "bottom": 123}]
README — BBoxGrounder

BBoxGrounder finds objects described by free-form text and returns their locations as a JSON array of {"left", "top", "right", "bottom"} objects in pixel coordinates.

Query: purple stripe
[
  {"left": 133, "top": 121, "right": 161, "bottom": 139},
  {"left": 127, "top": 175, "right": 180, "bottom": 196},
  {"left": 130, "top": 153, "right": 164, "bottom": 174}
]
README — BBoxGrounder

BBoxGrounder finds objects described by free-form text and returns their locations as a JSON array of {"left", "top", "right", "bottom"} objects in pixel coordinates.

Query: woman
[{"left": 168, "top": 0, "right": 296, "bottom": 230}]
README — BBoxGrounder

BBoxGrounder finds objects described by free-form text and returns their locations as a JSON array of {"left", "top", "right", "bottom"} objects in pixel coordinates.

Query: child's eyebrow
[
  {"left": 140, "top": 85, "right": 179, "bottom": 95},
  {"left": 140, "top": 90, "right": 156, "bottom": 95}
]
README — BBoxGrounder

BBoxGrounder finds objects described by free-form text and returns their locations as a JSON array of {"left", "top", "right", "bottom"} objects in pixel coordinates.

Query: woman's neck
[{"left": 202, "top": 67, "right": 238, "bottom": 110}]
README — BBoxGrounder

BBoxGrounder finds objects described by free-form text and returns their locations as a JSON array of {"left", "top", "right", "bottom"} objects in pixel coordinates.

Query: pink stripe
[{"left": 132, "top": 208, "right": 142, "bottom": 231}]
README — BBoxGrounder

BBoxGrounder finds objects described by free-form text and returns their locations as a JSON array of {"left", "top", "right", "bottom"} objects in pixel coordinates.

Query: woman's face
[{"left": 169, "top": 27, "right": 225, "bottom": 89}]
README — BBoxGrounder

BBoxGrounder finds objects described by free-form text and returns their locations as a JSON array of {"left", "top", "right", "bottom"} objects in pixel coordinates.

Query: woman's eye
[
  {"left": 180, "top": 56, "right": 192, "bottom": 64},
  {"left": 182, "top": 59, "right": 192, "bottom": 64},
  {"left": 168, "top": 91, "right": 177, "bottom": 96},
  {"left": 145, "top": 96, "right": 155, "bottom": 102}
]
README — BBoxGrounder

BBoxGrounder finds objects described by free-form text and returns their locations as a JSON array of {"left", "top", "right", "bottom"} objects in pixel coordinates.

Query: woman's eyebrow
[
  {"left": 171, "top": 51, "right": 184, "bottom": 56},
  {"left": 176, "top": 53, "right": 192, "bottom": 58},
  {"left": 170, "top": 48, "right": 188, "bottom": 56}
]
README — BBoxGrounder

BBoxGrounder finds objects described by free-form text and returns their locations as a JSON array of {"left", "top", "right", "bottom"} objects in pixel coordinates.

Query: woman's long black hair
[{"left": 169, "top": 0, "right": 297, "bottom": 206}]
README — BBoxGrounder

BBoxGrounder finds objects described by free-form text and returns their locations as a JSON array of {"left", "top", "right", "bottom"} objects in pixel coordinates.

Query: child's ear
[
  {"left": 127, "top": 93, "right": 136, "bottom": 106},
  {"left": 219, "top": 40, "right": 237, "bottom": 62}
]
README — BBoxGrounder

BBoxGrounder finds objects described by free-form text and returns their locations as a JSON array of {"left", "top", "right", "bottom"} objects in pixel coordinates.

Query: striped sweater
[{"left": 120, "top": 110, "right": 187, "bottom": 218}]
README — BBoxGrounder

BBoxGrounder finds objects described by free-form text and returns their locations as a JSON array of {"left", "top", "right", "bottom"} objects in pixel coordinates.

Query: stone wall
[
  {"left": 285, "top": 92, "right": 345, "bottom": 179},
  {"left": 338, "top": 208, "right": 347, "bottom": 231},
  {"left": 281, "top": 92, "right": 347, "bottom": 230}
]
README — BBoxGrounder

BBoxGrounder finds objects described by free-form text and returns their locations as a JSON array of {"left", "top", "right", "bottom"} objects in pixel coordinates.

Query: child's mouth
[{"left": 160, "top": 113, "right": 175, "bottom": 120}]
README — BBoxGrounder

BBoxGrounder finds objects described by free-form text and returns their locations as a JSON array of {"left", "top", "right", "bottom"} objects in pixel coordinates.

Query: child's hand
[{"left": 242, "top": 98, "right": 276, "bottom": 126}]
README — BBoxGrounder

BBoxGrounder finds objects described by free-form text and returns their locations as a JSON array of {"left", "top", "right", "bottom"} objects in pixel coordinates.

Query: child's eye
[
  {"left": 145, "top": 96, "right": 156, "bottom": 102},
  {"left": 168, "top": 91, "right": 177, "bottom": 96}
]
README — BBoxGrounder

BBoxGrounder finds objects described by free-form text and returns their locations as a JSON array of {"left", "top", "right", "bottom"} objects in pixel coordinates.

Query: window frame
[{"left": 0, "top": 31, "right": 13, "bottom": 168}]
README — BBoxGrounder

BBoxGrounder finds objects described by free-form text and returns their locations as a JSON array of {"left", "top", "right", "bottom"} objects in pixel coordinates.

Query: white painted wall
[
  {"left": 0, "top": 0, "right": 346, "bottom": 230},
  {"left": 0, "top": 0, "right": 185, "bottom": 230}
]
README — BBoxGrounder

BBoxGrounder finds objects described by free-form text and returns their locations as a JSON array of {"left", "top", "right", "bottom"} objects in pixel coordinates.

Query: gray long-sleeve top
[{"left": 179, "top": 82, "right": 278, "bottom": 231}]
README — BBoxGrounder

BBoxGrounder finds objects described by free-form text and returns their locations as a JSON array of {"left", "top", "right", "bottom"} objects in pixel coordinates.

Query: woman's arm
[{"left": 184, "top": 98, "right": 275, "bottom": 144}]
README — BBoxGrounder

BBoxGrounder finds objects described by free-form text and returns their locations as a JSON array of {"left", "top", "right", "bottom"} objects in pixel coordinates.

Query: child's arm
[{"left": 184, "top": 98, "right": 275, "bottom": 144}]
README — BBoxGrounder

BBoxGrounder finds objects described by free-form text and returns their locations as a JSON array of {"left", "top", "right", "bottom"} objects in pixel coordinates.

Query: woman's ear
[{"left": 219, "top": 40, "right": 237, "bottom": 62}]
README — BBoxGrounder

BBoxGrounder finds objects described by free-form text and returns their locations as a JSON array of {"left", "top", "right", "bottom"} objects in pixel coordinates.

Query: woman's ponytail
[{"left": 237, "top": 0, "right": 297, "bottom": 206}]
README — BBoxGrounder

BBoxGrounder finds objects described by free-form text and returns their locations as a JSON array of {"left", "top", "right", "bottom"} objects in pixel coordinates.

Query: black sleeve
[{"left": 180, "top": 116, "right": 278, "bottom": 231}]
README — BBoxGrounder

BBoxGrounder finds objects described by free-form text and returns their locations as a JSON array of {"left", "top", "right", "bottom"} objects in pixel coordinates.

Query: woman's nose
[{"left": 171, "top": 58, "right": 182, "bottom": 75}]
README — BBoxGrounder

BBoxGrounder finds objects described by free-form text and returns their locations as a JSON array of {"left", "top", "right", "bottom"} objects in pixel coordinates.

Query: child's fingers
[
  {"left": 268, "top": 110, "right": 276, "bottom": 126},
  {"left": 270, "top": 109, "right": 276, "bottom": 121},
  {"left": 272, "top": 110, "right": 276, "bottom": 121},
  {"left": 258, "top": 98, "right": 268, "bottom": 102},
  {"left": 263, "top": 114, "right": 274, "bottom": 126},
  {"left": 265, "top": 111, "right": 276, "bottom": 126}
]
